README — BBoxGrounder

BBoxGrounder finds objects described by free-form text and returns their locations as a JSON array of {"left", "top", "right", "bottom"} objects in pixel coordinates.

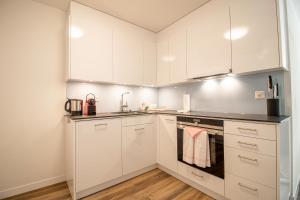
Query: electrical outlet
[{"left": 255, "top": 91, "right": 266, "bottom": 99}]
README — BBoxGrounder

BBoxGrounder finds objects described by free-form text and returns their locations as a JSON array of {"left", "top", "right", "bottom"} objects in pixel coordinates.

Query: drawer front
[
  {"left": 224, "top": 134, "right": 276, "bottom": 156},
  {"left": 122, "top": 115, "right": 154, "bottom": 126},
  {"left": 225, "top": 173, "right": 276, "bottom": 200},
  {"left": 177, "top": 162, "right": 224, "bottom": 196},
  {"left": 224, "top": 121, "right": 276, "bottom": 140},
  {"left": 225, "top": 147, "right": 276, "bottom": 188}
]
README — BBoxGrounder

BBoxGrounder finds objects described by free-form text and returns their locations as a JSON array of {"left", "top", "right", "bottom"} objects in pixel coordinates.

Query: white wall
[
  {"left": 67, "top": 82, "right": 158, "bottom": 112},
  {"left": 0, "top": 0, "right": 66, "bottom": 198},
  {"left": 286, "top": 0, "right": 300, "bottom": 196}
]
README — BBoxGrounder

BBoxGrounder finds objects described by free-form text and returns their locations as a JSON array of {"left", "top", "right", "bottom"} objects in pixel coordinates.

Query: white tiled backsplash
[
  {"left": 158, "top": 71, "right": 285, "bottom": 115},
  {"left": 67, "top": 82, "right": 158, "bottom": 113},
  {"left": 67, "top": 71, "right": 285, "bottom": 115}
]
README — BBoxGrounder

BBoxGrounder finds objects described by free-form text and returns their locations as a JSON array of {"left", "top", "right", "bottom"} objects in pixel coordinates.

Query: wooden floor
[{"left": 5, "top": 169, "right": 215, "bottom": 200}]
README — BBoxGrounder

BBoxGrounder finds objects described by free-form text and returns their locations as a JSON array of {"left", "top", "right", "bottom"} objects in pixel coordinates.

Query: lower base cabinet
[
  {"left": 225, "top": 173, "right": 276, "bottom": 200},
  {"left": 76, "top": 118, "right": 122, "bottom": 192},
  {"left": 65, "top": 116, "right": 289, "bottom": 200},
  {"left": 122, "top": 123, "right": 156, "bottom": 175},
  {"left": 158, "top": 115, "right": 177, "bottom": 172},
  {"left": 177, "top": 162, "right": 225, "bottom": 196}
]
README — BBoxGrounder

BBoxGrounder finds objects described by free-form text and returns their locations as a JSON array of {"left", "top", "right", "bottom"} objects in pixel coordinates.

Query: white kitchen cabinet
[
  {"left": 177, "top": 162, "right": 224, "bottom": 196},
  {"left": 230, "top": 0, "right": 287, "bottom": 73},
  {"left": 69, "top": 2, "right": 113, "bottom": 82},
  {"left": 158, "top": 115, "right": 177, "bottom": 172},
  {"left": 224, "top": 119, "right": 291, "bottom": 200},
  {"left": 156, "top": 37, "right": 170, "bottom": 86},
  {"left": 122, "top": 123, "right": 156, "bottom": 175},
  {"left": 156, "top": 26, "right": 187, "bottom": 86},
  {"left": 75, "top": 118, "right": 122, "bottom": 192},
  {"left": 225, "top": 173, "right": 276, "bottom": 200},
  {"left": 113, "top": 24, "right": 144, "bottom": 85},
  {"left": 169, "top": 29, "right": 187, "bottom": 83},
  {"left": 143, "top": 36, "right": 157, "bottom": 86},
  {"left": 68, "top": 2, "right": 156, "bottom": 86},
  {"left": 225, "top": 147, "right": 277, "bottom": 188},
  {"left": 187, "top": 0, "right": 231, "bottom": 78}
]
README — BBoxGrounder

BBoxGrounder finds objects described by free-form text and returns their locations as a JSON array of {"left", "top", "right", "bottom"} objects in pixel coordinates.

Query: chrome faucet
[{"left": 120, "top": 92, "right": 130, "bottom": 112}]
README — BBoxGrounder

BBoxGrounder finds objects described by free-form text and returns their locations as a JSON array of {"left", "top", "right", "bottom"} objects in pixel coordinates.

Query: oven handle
[{"left": 177, "top": 125, "right": 224, "bottom": 136}]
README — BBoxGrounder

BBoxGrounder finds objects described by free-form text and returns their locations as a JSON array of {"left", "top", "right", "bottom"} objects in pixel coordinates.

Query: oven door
[{"left": 177, "top": 127, "right": 224, "bottom": 179}]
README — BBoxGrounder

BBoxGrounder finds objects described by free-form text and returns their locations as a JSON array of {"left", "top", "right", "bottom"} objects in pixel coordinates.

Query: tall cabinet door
[
  {"left": 156, "top": 37, "right": 171, "bottom": 86},
  {"left": 143, "top": 36, "right": 157, "bottom": 86},
  {"left": 230, "top": 0, "right": 280, "bottom": 73},
  {"left": 169, "top": 29, "right": 187, "bottom": 83},
  {"left": 158, "top": 115, "right": 177, "bottom": 172},
  {"left": 187, "top": 0, "right": 231, "bottom": 78},
  {"left": 76, "top": 119, "right": 122, "bottom": 192},
  {"left": 113, "top": 24, "right": 143, "bottom": 85},
  {"left": 70, "top": 2, "right": 113, "bottom": 82}
]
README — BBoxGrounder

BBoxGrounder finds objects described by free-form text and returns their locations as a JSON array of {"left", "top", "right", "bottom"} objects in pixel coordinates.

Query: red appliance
[{"left": 85, "top": 93, "right": 96, "bottom": 115}]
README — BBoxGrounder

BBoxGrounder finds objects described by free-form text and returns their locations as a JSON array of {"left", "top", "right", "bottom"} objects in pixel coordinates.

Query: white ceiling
[
  {"left": 75, "top": 0, "right": 210, "bottom": 32},
  {"left": 34, "top": 0, "right": 210, "bottom": 32},
  {"left": 33, "top": 0, "right": 70, "bottom": 11}
]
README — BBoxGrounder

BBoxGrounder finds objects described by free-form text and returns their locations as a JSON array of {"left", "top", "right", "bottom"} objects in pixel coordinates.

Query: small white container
[{"left": 183, "top": 94, "right": 190, "bottom": 112}]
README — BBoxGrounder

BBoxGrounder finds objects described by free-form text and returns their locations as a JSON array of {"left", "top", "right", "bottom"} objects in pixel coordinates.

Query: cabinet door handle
[
  {"left": 192, "top": 172, "right": 204, "bottom": 178},
  {"left": 238, "top": 141, "right": 258, "bottom": 147},
  {"left": 237, "top": 127, "right": 257, "bottom": 134},
  {"left": 165, "top": 119, "right": 175, "bottom": 123},
  {"left": 94, "top": 123, "right": 108, "bottom": 129},
  {"left": 135, "top": 128, "right": 144, "bottom": 134},
  {"left": 238, "top": 155, "right": 258, "bottom": 163},
  {"left": 238, "top": 182, "right": 258, "bottom": 192}
]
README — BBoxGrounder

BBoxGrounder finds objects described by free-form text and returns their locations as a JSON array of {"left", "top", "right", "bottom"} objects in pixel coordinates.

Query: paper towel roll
[{"left": 183, "top": 94, "right": 190, "bottom": 112}]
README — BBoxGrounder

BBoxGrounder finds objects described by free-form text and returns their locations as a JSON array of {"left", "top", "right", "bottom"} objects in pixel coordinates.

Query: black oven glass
[{"left": 177, "top": 118, "right": 224, "bottom": 179}]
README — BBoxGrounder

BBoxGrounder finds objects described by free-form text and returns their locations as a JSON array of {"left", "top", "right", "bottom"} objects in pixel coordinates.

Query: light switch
[{"left": 255, "top": 91, "right": 266, "bottom": 99}]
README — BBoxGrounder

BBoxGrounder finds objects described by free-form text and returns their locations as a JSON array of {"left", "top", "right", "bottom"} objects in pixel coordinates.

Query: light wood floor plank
[{"left": 3, "top": 169, "right": 215, "bottom": 200}]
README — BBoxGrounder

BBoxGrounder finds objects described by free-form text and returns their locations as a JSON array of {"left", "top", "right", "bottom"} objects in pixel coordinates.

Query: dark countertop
[{"left": 68, "top": 110, "right": 290, "bottom": 123}]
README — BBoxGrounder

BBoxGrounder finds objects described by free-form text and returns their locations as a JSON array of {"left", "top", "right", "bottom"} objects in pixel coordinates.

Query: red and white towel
[
  {"left": 183, "top": 127, "right": 211, "bottom": 168},
  {"left": 194, "top": 130, "right": 211, "bottom": 168}
]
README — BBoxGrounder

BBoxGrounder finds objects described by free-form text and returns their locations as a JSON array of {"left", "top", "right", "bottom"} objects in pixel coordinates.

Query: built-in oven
[{"left": 177, "top": 116, "right": 224, "bottom": 179}]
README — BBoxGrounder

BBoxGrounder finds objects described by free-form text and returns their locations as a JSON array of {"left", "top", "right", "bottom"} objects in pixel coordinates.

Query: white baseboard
[{"left": 0, "top": 175, "right": 65, "bottom": 199}]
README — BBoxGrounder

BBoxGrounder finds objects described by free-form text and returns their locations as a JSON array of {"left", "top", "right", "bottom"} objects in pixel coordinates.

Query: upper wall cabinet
[
  {"left": 68, "top": 2, "right": 113, "bottom": 83},
  {"left": 230, "top": 0, "right": 288, "bottom": 74},
  {"left": 113, "top": 24, "right": 157, "bottom": 86},
  {"left": 156, "top": 24, "right": 187, "bottom": 86},
  {"left": 187, "top": 0, "right": 231, "bottom": 79},
  {"left": 113, "top": 24, "right": 144, "bottom": 85},
  {"left": 169, "top": 28, "right": 187, "bottom": 84},
  {"left": 156, "top": 36, "right": 171, "bottom": 86},
  {"left": 67, "top": 2, "right": 156, "bottom": 86},
  {"left": 143, "top": 36, "right": 157, "bottom": 86}
]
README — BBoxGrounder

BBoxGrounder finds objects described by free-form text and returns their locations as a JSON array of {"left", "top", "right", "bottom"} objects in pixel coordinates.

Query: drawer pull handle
[
  {"left": 135, "top": 128, "right": 145, "bottom": 134},
  {"left": 238, "top": 155, "right": 258, "bottom": 162},
  {"left": 94, "top": 123, "right": 108, "bottom": 129},
  {"left": 165, "top": 119, "right": 175, "bottom": 122},
  {"left": 238, "top": 141, "right": 258, "bottom": 147},
  {"left": 192, "top": 172, "right": 204, "bottom": 178},
  {"left": 135, "top": 128, "right": 144, "bottom": 131},
  {"left": 238, "top": 182, "right": 258, "bottom": 192},
  {"left": 237, "top": 127, "right": 257, "bottom": 133}
]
